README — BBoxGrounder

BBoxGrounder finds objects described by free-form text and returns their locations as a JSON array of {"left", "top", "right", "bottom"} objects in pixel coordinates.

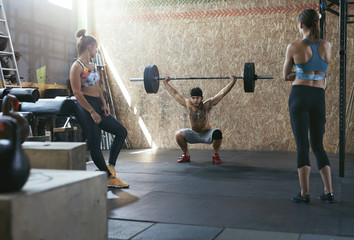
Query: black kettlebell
[
  {"left": 0, "top": 115, "right": 30, "bottom": 193},
  {"left": 0, "top": 94, "right": 30, "bottom": 143}
]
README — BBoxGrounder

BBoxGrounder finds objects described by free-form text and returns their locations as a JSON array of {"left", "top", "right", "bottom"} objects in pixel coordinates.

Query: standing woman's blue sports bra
[{"left": 295, "top": 39, "right": 329, "bottom": 80}]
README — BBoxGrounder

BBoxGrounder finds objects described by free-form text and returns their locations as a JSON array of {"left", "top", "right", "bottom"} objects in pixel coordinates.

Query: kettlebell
[
  {"left": 0, "top": 94, "right": 29, "bottom": 143},
  {"left": 0, "top": 115, "right": 30, "bottom": 193}
]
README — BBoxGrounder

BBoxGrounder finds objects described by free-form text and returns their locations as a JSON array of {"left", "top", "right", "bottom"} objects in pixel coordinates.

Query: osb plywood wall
[{"left": 92, "top": 0, "right": 354, "bottom": 153}]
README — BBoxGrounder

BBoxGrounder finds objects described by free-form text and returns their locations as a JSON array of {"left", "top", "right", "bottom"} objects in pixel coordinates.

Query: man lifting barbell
[{"left": 163, "top": 75, "right": 237, "bottom": 164}]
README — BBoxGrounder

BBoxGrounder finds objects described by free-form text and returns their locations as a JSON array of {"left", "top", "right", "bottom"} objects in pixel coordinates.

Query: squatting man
[{"left": 163, "top": 75, "right": 237, "bottom": 164}]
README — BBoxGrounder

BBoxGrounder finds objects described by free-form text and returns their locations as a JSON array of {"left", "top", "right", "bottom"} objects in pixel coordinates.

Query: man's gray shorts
[{"left": 179, "top": 128, "right": 220, "bottom": 144}]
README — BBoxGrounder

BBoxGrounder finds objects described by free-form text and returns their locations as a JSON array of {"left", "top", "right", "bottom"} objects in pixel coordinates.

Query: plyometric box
[
  {"left": 22, "top": 142, "right": 87, "bottom": 170},
  {"left": 0, "top": 169, "right": 107, "bottom": 240}
]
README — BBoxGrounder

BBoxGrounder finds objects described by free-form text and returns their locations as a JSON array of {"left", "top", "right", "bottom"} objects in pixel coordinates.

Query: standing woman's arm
[
  {"left": 99, "top": 85, "right": 110, "bottom": 116},
  {"left": 283, "top": 43, "right": 296, "bottom": 81},
  {"left": 322, "top": 40, "right": 332, "bottom": 89}
]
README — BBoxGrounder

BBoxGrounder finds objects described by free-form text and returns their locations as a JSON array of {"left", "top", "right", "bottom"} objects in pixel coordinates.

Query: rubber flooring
[{"left": 86, "top": 149, "right": 354, "bottom": 240}]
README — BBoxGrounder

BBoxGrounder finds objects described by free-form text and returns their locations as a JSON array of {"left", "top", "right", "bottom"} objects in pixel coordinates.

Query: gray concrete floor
[{"left": 86, "top": 149, "right": 354, "bottom": 240}]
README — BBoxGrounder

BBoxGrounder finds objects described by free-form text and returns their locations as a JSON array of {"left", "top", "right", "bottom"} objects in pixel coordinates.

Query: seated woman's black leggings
[
  {"left": 75, "top": 95, "right": 127, "bottom": 176},
  {"left": 288, "top": 85, "right": 330, "bottom": 170}
]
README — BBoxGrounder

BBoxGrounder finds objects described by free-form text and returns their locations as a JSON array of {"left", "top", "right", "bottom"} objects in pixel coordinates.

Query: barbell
[{"left": 130, "top": 62, "right": 273, "bottom": 93}]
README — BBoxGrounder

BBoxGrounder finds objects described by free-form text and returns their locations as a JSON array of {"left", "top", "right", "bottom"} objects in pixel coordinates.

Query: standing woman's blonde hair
[
  {"left": 76, "top": 29, "right": 97, "bottom": 56},
  {"left": 298, "top": 9, "right": 320, "bottom": 43}
]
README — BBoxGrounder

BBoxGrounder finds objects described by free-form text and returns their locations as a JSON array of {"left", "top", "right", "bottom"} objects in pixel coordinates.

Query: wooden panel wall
[{"left": 92, "top": 0, "right": 354, "bottom": 153}]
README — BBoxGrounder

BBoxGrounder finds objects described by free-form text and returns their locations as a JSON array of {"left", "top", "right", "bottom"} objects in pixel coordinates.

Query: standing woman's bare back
[
  {"left": 283, "top": 33, "right": 331, "bottom": 88},
  {"left": 291, "top": 39, "right": 331, "bottom": 87}
]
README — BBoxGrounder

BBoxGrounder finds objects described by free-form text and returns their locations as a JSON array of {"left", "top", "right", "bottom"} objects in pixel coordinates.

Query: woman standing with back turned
[
  {"left": 283, "top": 9, "right": 334, "bottom": 203},
  {"left": 70, "top": 29, "right": 129, "bottom": 188}
]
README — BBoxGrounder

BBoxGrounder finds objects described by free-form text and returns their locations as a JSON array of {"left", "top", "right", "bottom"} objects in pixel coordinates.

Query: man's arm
[
  {"left": 163, "top": 77, "right": 187, "bottom": 107},
  {"left": 205, "top": 76, "right": 237, "bottom": 107}
]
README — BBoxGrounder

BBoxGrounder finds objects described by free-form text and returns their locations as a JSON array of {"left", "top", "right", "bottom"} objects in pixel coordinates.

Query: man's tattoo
[{"left": 189, "top": 107, "right": 206, "bottom": 121}]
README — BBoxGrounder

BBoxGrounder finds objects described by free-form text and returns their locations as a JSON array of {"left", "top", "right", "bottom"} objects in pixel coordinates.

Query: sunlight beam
[
  {"left": 138, "top": 117, "right": 157, "bottom": 149},
  {"left": 100, "top": 44, "right": 131, "bottom": 107},
  {"left": 100, "top": 45, "right": 157, "bottom": 149}
]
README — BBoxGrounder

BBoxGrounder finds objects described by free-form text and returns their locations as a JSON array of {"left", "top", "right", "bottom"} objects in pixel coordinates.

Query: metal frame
[{"left": 319, "top": 0, "right": 352, "bottom": 177}]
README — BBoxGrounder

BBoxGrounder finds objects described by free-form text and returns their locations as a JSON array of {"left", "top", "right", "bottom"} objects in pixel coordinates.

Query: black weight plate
[
  {"left": 243, "top": 62, "right": 255, "bottom": 93},
  {"left": 144, "top": 65, "right": 160, "bottom": 94}
]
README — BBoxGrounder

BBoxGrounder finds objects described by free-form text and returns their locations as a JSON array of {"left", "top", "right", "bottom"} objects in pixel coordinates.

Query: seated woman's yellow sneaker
[
  {"left": 107, "top": 176, "right": 129, "bottom": 188},
  {"left": 107, "top": 164, "right": 116, "bottom": 177}
]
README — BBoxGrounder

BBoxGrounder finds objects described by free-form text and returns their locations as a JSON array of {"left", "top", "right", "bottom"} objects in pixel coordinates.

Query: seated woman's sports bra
[
  {"left": 295, "top": 39, "right": 329, "bottom": 80},
  {"left": 76, "top": 59, "right": 100, "bottom": 87}
]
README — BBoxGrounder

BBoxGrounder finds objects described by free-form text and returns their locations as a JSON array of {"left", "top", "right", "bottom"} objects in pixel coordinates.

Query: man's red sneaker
[
  {"left": 178, "top": 154, "right": 190, "bottom": 163},
  {"left": 212, "top": 154, "right": 222, "bottom": 164}
]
